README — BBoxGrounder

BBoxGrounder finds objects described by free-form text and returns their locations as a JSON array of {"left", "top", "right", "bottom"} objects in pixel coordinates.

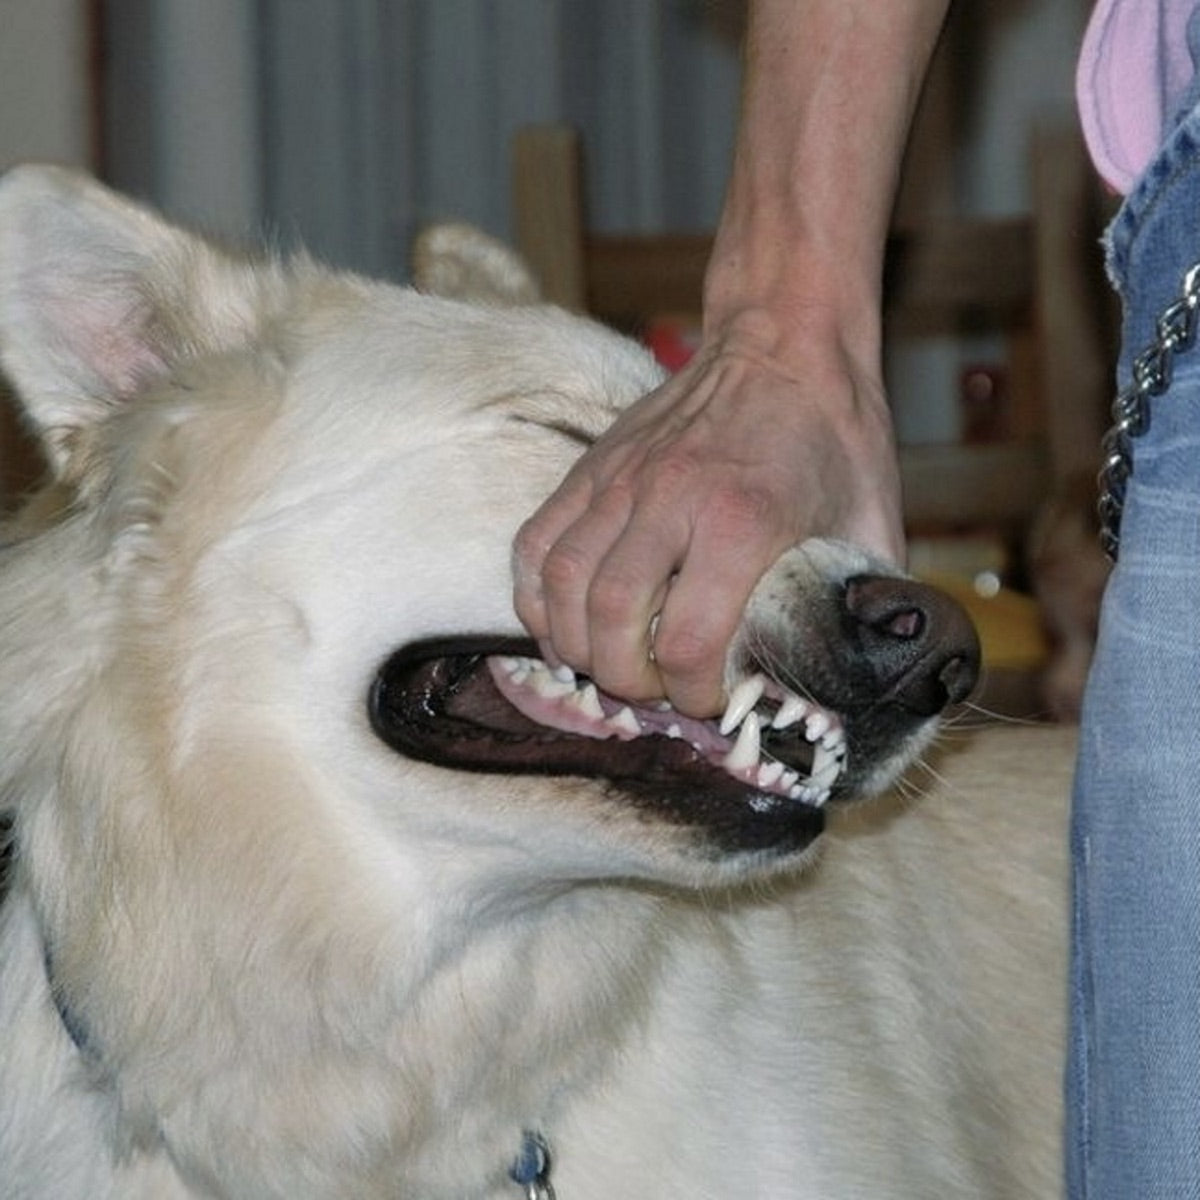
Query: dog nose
[{"left": 843, "top": 575, "right": 981, "bottom": 715}]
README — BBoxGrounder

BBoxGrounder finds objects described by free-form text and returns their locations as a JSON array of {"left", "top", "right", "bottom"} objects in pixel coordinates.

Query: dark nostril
[
  {"left": 844, "top": 578, "right": 929, "bottom": 639},
  {"left": 843, "top": 574, "right": 981, "bottom": 714},
  {"left": 844, "top": 577, "right": 934, "bottom": 643},
  {"left": 876, "top": 606, "right": 924, "bottom": 641}
]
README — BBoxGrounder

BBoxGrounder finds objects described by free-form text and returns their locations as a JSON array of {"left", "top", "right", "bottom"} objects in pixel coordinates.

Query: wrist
[
  {"left": 702, "top": 208, "right": 884, "bottom": 370},
  {"left": 700, "top": 282, "right": 885, "bottom": 411}
]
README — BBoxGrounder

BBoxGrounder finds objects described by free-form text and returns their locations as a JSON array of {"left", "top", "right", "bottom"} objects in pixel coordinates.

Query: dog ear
[
  {"left": 411, "top": 222, "right": 542, "bottom": 307},
  {"left": 0, "top": 165, "right": 272, "bottom": 475}
]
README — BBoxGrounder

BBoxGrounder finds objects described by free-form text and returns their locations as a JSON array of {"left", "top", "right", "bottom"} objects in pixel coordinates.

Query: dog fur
[{"left": 0, "top": 168, "right": 1070, "bottom": 1199}]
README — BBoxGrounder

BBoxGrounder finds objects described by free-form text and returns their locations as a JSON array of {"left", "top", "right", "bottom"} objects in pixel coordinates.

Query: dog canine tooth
[
  {"left": 810, "top": 743, "right": 842, "bottom": 790},
  {"left": 757, "top": 760, "right": 785, "bottom": 789},
  {"left": 724, "top": 713, "right": 761, "bottom": 772},
  {"left": 771, "top": 693, "right": 809, "bottom": 730},
  {"left": 719, "top": 676, "right": 766, "bottom": 736}
]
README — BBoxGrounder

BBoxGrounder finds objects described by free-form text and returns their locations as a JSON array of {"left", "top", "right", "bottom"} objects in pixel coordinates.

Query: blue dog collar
[{"left": 510, "top": 1130, "right": 555, "bottom": 1198}]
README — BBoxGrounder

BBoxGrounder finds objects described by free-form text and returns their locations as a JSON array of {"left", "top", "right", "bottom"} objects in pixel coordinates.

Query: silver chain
[{"left": 1099, "top": 260, "right": 1200, "bottom": 560}]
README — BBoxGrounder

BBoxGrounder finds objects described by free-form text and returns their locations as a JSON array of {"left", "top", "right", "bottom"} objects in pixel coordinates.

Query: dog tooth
[
  {"left": 820, "top": 727, "right": 844, "bottom": 752},
  {"left": 780, "top": 767, "right": 799, "bottom": 791},
  {"left": 526, "top": 661, "right": 574, "bottom": 696},
  {"left": 811, "top": 740, "right": 837, "bottom": 770},
  {"left": 805, "top": 710, "right": 832, "bottom": 743},
  {"left": 719, "top": 675, "right": 765, "bottom": 736},
  {"left": 535, "top": 675, "right": 579, "bottom": 699},
  {"left": 757, "top": 760, "right": 785, "bottom": 788},
  {"left": 568, "top": 683, "right": 605, "bottom": 720},
  {"left": 609, "top": 706, "right": 641, "bottom": 737},
  {"left": 801, "top": 785, "right": 830, "bottom": 808},
  {"left": 666, "top": 723, "right": 683, "bottom": 739},
  {"left": 810, "top": 743, "right": 842, "bottom": 789},
  {"left": 549, "top": 662, "right": 577, "bottom": 684},
  {"left": 771, "top": 693, "right": 809, "bottom": 729},
  {"left": 812, "top": 767, "right": 840, "bottom": 790},
  {"left": 724, "top": 712, "right": 761, "bottom": 772}
]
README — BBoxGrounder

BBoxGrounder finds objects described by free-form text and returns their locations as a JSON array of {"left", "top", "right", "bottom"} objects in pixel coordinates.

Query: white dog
[{"left": 0, "top": 168, "right": 1071, "bottom": 1199}]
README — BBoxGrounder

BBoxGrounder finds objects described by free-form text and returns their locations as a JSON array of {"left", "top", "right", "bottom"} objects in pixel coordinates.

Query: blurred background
[{"left": 0, "top": 0, "right": 1116, "bottom": 718}]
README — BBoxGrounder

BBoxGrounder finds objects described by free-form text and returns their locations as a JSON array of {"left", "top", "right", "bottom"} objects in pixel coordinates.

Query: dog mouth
[{"left": 369, "top": 637, "right": 845, "bottom": 828}]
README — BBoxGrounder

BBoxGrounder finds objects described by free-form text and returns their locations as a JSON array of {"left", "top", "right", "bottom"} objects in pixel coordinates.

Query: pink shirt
[{"left": 1077, "top": 0, "right": 1199, "bottom": 193}]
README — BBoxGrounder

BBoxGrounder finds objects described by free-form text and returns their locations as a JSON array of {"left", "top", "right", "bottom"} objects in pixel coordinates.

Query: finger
[
  {"left": 512, "top": 472, "right": 596, "bottom": 643},
  {"left": 649, "top": 487, "right": 788, "bottom": 717},
  {"left": 650, "top": 556, "right": 757, "bottom": 718},
  {"left": 575, "top": 521, "right": 679, "bottom": 702},
  {"left": 534, "top": 476, "right": 645, "bottom": 672},
  {"left": 572, "top": 447, "right": 719, "bottom": 701}
]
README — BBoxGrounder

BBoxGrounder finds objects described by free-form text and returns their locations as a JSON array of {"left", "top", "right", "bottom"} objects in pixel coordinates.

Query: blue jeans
[{"left": 1068, "top": 104, "right": 1200, "bottom": 1198}]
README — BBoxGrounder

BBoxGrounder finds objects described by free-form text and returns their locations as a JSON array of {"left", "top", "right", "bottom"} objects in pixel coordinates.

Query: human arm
[{"left": 512, "top": 0, "right": 950, "bottom": 717}]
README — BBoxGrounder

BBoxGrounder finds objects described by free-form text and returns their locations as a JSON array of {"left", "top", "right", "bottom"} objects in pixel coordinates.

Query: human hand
[{"left": 512, "top": 316, "right": 904, "bottom": 718}]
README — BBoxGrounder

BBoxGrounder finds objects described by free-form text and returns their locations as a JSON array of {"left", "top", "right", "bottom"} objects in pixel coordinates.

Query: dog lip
[
  {"left": 367, "top": 636, "right": 828, "bottom": 850},
  {"left": 368, "top": 634, "right": 547, "bottom": 752}
]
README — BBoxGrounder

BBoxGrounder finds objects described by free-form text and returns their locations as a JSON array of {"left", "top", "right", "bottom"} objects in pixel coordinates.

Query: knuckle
[
  {"left": 539, "top": 539, "right": 593, "bottom": 598},
  {"left": 653, "top": 622, "right": 716, "bottom": 679},
  {"left": 512, "top": 517, "right": 550, "bottom": 567},
  {"left": 643, "top": 444, "right": 705, "bottom": 496},
  {"left": 703, "top": 481, "right": 780, "bottom": 538}
]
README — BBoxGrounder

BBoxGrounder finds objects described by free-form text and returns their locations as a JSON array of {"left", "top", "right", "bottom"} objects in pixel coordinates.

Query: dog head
[{"left": 0, "top": 168, "right": 979, "bottom": 901}]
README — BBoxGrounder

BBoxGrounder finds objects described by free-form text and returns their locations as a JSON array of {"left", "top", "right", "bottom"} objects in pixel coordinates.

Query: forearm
[{"left": 705, "top": 0, "right": 950, "bottom": 365}]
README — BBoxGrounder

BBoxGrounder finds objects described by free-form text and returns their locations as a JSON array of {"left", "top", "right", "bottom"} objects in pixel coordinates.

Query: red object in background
[
  {"left": 960, "top": 363, "right": 1009, "bottom": 443},
  {"left": 643, "top": 316, "right": 702, "bottom": 373}
]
